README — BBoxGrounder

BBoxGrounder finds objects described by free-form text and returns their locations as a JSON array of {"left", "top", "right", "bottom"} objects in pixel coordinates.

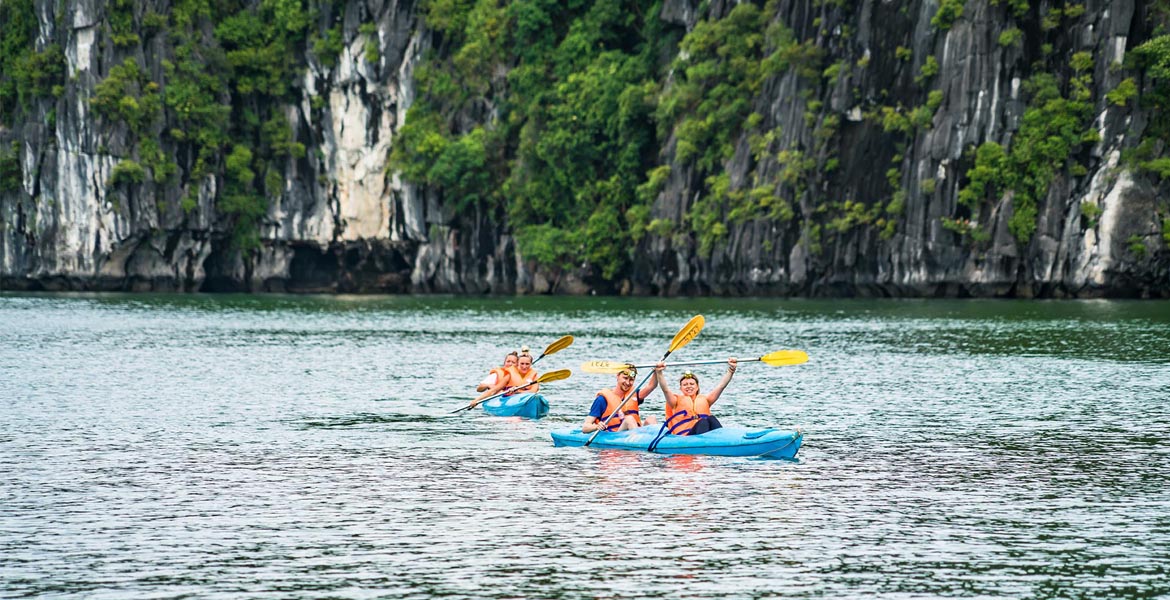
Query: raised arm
[
  {"left": 654, "top": 362, "right": 677, "bottom": 410},
  {"left": 705, "top": 357, "right": 737, "bottom": 406},
  {"left": 635, "top": 371, "right": 658, "bottom": 404}
]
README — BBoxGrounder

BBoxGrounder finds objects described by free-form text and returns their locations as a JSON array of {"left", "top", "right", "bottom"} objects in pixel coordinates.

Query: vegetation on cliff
[{"left": 2, "top": 0, "right": 1170, "bottom": 285}]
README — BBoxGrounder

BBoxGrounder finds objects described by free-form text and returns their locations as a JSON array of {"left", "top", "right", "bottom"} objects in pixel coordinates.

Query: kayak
[
  {"left": 550, "top": 424, "right": 803, "bottom": 459},
  {"left": 482, "top": 393, "right": 549, "bottom": 419}
]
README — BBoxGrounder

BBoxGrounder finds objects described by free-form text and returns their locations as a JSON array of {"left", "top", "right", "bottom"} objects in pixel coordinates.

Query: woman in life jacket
[
  {"left": 653, "top": 357, "right": 737, "bottom": 436},
  {"left": 471, "top": 348, "right": 539, "bottom": 407},
  {"left": 581, "top": 367, "right": 659, "bottom": 433},
  {"left": 504, "top": 351, "right": 539, "bottom": 395},
  {"left": 476, "top": 351, "right": 519, "bottom": 392}
]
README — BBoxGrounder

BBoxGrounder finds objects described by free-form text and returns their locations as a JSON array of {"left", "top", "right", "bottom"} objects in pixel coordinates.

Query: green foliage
[
  {"left": 646, "top": 217, "right": 674, "bottom": 237},
  {"left": 1127, "top": 234, "right": 1148, "bottom": 258},
  {"left": 1080, "top": 200, "right": 1101, "bottom": 227},
  {"left": 162, "top": 40, "right": 231, "bottom": 179},
  {"left": 312, "top": 26, "right": 345, "bottom": 67},
  {"left": 395, "top": 0, "right": 671, "bottom": 279},
  {"left": 139, "top": 137, "right": 178, "bottom": 182},
  {"left": 887, "top": 190, "right": 905, "bottom": 215},
  {"left": 636, "top": 165, "right": 672, "bottom": 204},
  {"left": 422, "top": 0, "right": 477, "bottom": 36},
  {"left": 1140, "top": 157, "right": 1170, "bottom": 178},
  {"left": 1131, "top": 35, "right": 1170, "bottom": 151},
  {"left": 1041, "top": 7, "right": 1061, "bottom": 30},
  {"left": 941, "top": 216, "right": 991, "bottom": 242},
  {"left": 514, "top": 223, "right": 579, "bottom": 272},
  {"left": 926, "top": 90, "right": 944, "bottom": 112},
  {"left": 91, "top": 59, "right": 163, "bottom": 133},
  {"left": 110, "top": 160, "right": 147, "bottom": 186},
  {"left": 220, "top": 145, "right": 267, "bottom": 250},
  {"left": 1164, "top": 218, "right": 1170, "bottom": 248},
  {"left": 957, "top": 69, "right": 1094, "bottom": 243},
  {"left": 261, "top": 114, "right": 306, "bottom": 159},
  {"left": 659, "top": 2, "right": 774, "bottom": 172},
  {"left": 1134, "top": 35, "right": 1170, "bottom": 80},
  {"left": 895, "top": 46, "right": 912, "bottom": 61},
  {"left": 429, "top": 127, "right": 491, "bottom": 213},
  {"left": 360, "top": 23, "right": 380, "bottom": 63},
  {"left": 990, "top": 0, "right": 1030, "bottom": 17},
  {"left": 216, "top": 4, "right": 304, "bottom": 97},
  {"left": 998, "top": 27, "right": 1023, "bottom": 47},
  {"left": 0, "top": 0, "right": 37, "bottom": 116},
  {"left": 1009, "top": 72, "right": 1094, "bottom": 242},
  {"left": 823, "top": 61, "right": 844, "bottom": 85},
  {"left": 1070, "top": 51, "right": 1093, "bottom": 72},
  {"left": 920, "top": 178, "right": 937, "bottom": 194},
  {"left": 143, "top": 11, "right": 169, "bottom": 34},
  {"left": 1107, "top": 78, "right": 1138, "bottom": 106},
  {"left": 958, "top": 142, "right": 1007, "bottom": 208},
  {"left": 931, "top": 0, "right": 965, "bottom": 30},
  {"left": 0, "top": 0, "right": 66, "bottom": 125},
  {"left": 690, "top": 173, "right": 733, "bottom": 255},
  {"left": 0, "top": 142, "right": 21, "bottom": 193},
  {"left": 110, "top": 0, "right": 141, "bottom": 47},
  {"left": 827, "top": 199, "right": 883, "bottom": 233},
  {"left": 916, "top": 55, "right": 939, "bottom": 83},
  {"left": 876, "top": 97, "right": 936, "bottom": 136}
]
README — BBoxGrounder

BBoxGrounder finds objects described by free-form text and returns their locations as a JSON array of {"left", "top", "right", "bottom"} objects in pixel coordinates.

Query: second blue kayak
[
  {"left": 550, "top": 424, "right": 803, "bottom": 459},
  {"left": 482, "top": 393, "right": 549, "bottom": 419}
]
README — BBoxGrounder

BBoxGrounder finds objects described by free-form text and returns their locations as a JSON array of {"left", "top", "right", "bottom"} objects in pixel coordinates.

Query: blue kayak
[
  {"left": 550, "top": 424, "right": 803, "bottom": 459},
  {"left": 482, "top": 393, "right": 549, "bottom": 419}
]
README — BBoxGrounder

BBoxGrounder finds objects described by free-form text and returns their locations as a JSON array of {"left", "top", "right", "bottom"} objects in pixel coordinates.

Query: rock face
[{"left": 1, "top": 0, "right": 1167, "bottom": 297}]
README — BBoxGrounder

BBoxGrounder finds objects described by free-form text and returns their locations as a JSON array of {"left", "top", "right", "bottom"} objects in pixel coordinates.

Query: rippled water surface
[{"left": 2, "top": 293, "right": 1169, "bottom": 599}]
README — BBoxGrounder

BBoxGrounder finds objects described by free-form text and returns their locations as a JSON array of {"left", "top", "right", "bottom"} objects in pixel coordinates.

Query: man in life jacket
[
  {"left": 471, "top": 348, "right": 539, "bottom": 406},
  {"left": 653, "top": 357, "right": 736, "bottom": 436},
  {"left": 580, "top": 367, "right": 659, "bottom": 433},
  {"left": 477, "top": 351, "right": 519, "bottom": 392}
]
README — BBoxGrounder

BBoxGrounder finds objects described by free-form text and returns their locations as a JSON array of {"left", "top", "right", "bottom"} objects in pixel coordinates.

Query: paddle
[
  {"left": 584, "top": 315, "right": 704, "bottom": 446},
  {"left": 531, "top": 335, "right": 574, "bottom": 366},
  {"left": 580, "top": 350, "right": 809, "bottom": 374},
  {"left": 452, "top": 369, "right": 572, "bottom": 413}
]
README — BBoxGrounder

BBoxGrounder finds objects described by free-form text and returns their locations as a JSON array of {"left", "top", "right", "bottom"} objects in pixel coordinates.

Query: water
[{"left": 2, "top": 293, "right": 1169, "bottom": 599}]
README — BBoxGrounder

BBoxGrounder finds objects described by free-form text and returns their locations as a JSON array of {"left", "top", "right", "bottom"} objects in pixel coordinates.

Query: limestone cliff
[{"left": 1, "top": 0, "right": 1167, "bottom": 297}]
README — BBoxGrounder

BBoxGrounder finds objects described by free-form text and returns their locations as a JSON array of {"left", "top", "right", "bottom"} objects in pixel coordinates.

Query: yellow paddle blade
[
  {"left": 537, "top": 368, "right": 572, "bottom": 383},
  {"left": 541, "top": 335, "right": 574, "bottom": 357},
  {"left": 668, "top": 315, "right": 704, "bottom": 354},
  {"left": 760, "top": 350, "right": 809, "bottom": 366},
  {"left": 579, "top": 360, "right": 632, "bottom": 375}
]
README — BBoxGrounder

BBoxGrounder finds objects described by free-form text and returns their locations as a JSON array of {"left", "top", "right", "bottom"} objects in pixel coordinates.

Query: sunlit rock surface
[{"left": 1, "top": 0, "right": 1166, "bottom": 296}]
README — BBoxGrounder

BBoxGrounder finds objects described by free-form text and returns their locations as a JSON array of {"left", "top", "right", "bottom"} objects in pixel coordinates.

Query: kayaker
[
  {"left": 581, "top": 367, "right": 659, "bottom": 433},
  {"left": 476, "top": 351, "right": 519, "bottom": 392},
  {"left": 653, "top": 357, "right": 736, "bottom": 435},
  {"left": 471, "top": 348, "right": 539, "bottom": 406},
  {"left": 505, "top": 351, "right": 539, "bottom": 395}
]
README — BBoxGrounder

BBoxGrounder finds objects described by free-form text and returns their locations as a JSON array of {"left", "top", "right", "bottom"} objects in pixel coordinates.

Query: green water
[{"left": 2, "top": 293, "right": 1168, "bottom": 598}]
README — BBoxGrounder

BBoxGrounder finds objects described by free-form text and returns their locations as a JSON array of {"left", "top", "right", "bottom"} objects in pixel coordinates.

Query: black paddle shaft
[{"left": 585, "top": 350, "right": 673, "bottom": 446}]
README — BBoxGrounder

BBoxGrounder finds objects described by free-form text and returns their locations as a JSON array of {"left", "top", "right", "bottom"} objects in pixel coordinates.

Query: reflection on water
[{"left": 1, "top": 293, "right": 1168, "bottom": 598}]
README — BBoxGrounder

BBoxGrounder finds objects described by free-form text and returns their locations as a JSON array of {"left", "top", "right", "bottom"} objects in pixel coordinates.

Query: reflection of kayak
[
  {"left": 550, "top": 425, "right": 803, "bottom": 459},
  {"left": 482, "top": 393, "right": 549, "bottom": 419}
]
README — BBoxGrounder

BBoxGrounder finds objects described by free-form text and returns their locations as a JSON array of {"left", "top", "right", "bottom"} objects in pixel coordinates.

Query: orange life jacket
[
  {"left": 504, "top": 366, "right": 538, "bottom": 396},
  {"left": 665, "top": 393, "right": 711, "bottom": 436},
  {"left": 598, "top": 387, "right": 641, "bottom": 431}
]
